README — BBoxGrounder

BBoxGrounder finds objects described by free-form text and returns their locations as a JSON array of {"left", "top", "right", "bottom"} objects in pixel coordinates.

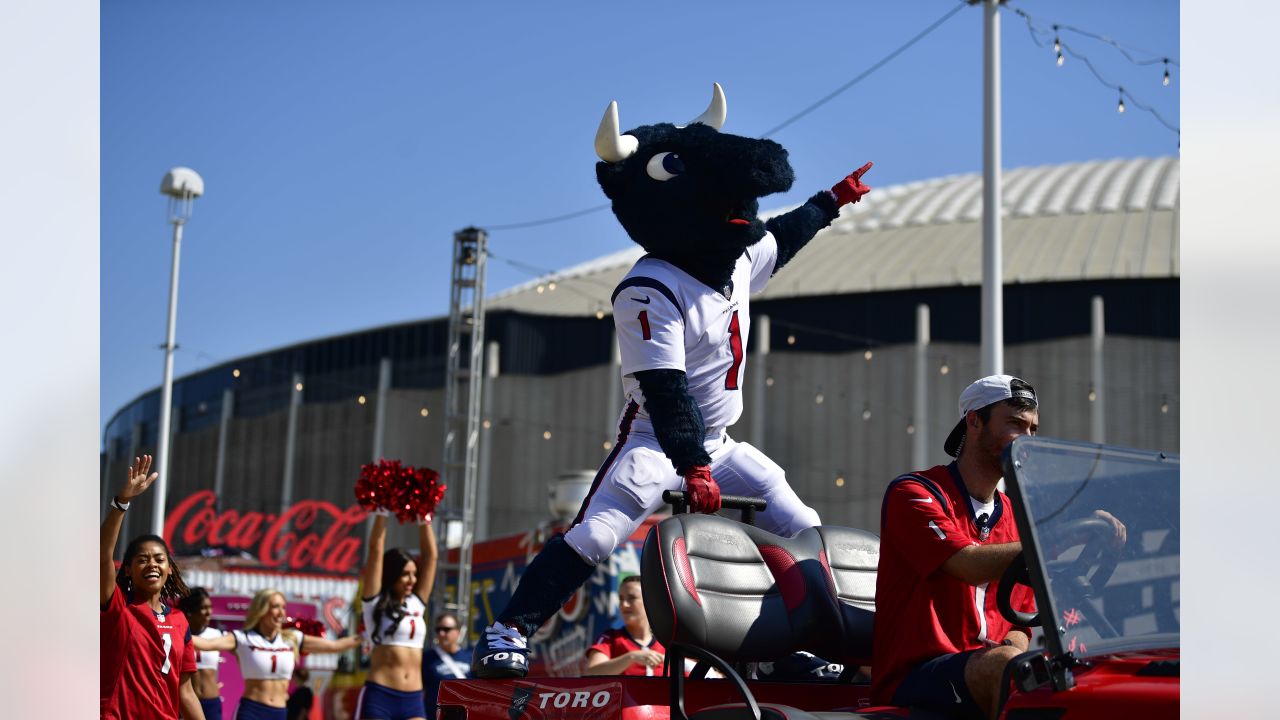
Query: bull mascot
[{"left": 473, "top": 83, "right": 873, "bottom": 678}]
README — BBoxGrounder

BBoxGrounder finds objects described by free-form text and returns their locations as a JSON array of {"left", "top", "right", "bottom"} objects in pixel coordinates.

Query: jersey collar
[{"left": 946, "top": 461, "right": 1003, "bottom": 539}]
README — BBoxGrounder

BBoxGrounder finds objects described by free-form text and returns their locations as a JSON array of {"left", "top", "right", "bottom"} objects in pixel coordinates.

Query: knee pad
[{"left": 564, "top": 519, "right": 621, "bottom": 566}]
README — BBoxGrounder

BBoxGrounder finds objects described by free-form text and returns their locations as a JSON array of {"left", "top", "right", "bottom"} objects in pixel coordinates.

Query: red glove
[
  {"left": 683, "top": 465, "right": 722, "bottom": 514},
  {"left": 830, "top": 161, "right": 874, "bottom": 206}
]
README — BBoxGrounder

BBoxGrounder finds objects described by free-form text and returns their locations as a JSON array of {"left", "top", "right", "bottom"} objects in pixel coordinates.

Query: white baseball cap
[{"left": 943, "top": 374, "right": 1038, "bottom": 457}]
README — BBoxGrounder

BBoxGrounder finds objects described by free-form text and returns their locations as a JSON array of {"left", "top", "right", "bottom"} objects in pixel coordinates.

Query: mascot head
[{"left": 594, "top": 84, "right": 795, "bottom": 274}]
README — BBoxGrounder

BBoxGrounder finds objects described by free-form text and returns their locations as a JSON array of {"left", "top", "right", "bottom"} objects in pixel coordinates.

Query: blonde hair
[{"left": 243, "top": 588, "right": 300, "bottom": 651}]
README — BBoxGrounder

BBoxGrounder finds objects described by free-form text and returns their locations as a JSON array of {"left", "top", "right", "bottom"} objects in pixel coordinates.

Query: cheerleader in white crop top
[
  {"left": 180, "top": 587, "right": 226, "bottom": 720},
  {"left": 354, "top": 511, "right": 438, "bottom": 720},
  {"left": 194, "top": 587, "right": 360, "bottom": 720}
]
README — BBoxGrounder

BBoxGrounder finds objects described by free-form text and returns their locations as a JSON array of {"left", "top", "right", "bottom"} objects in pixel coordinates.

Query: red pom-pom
[
  {"left": 355, "top": 459, "right": 399, "bottom": 512},
  {"left": 356, "top": 459, "right": 446, "bottom": 521},
  {"left": 287, "top": 616, "right": 326, "bottom": 638},
  {"left": 389, "top": 465, "right": 446, "bottom": 523}
]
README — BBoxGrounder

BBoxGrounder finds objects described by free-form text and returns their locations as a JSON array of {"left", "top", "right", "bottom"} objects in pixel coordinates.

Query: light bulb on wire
[
  {"left": 1117, "top": 89, "right": 1125, "bottom": 114},
  {"left": 1056, "top": 52, "right": 1064, "bottom": 67},
  {"left": 1162, "top": 60, "right": 1171, "bottom": 87}
]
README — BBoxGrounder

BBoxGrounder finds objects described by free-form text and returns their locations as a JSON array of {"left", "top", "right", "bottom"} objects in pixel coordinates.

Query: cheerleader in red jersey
[
  {"left": 100, "top": 455, "right": 206, "bottom": 720},
  {"left": 195, "top": 587, "right": 360, "bottom": 719},
  {"left": 585, "top": 575, "right": 666, "bottom": 676},
  {"left": 180, "top": 587, "right": 226, "bottom": 720},
  {"left": 354, "top": 511, "right": 438, "bottom": 720}
]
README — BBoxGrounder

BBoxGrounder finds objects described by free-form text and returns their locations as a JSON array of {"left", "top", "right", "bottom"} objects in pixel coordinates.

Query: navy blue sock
[{"left": 497, "top": 534, "right": 597, "bottom": 637}]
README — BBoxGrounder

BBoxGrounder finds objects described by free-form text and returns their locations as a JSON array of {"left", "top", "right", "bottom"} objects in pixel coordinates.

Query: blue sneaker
[{"left": 472, "top": 622, "right": 529, "bottom": 678}]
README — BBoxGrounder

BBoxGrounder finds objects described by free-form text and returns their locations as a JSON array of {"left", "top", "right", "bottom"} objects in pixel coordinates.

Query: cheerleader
[
  {"left": 100, "top": 455, "right": 205, "bottom": 720},
  {"left": 194, "top": 588, "right": 360, "bottom": 719},
  {"left": 354, "top": 511, "right": 438, "bottom": 720},
  {"left": 179, "top": 587, "right": 225, "bottom": 720}
]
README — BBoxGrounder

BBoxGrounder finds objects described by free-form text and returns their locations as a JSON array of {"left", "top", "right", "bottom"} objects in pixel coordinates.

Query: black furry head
[{"left": 594, "top": 91, "right": 795, "bottom": 289}]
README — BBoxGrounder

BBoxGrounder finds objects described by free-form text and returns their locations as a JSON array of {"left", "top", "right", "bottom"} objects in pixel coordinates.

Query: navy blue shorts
[
  {"left": 234, "top": 696, "right": 286, "bottom": 720},
  {"left": 199, "top": 695, "right": 223, "bottom": 720},
  {"left": 355, "top": 681, "right": 427, "bottom": 720},
  {"left": 892, "top": 650, "right": 983, "bottom": 719}
]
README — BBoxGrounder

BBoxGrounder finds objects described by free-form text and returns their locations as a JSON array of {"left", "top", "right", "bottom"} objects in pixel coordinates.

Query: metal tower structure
[{"left": 436, "top": 227, "right": 487, "bottom": 631}]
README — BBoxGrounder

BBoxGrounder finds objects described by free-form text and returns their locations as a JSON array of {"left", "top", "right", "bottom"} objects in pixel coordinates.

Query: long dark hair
[
  {"left": 179, "top": 586, "right": 211, "bottom": 630},
  {"left": 116, "top": 534, "right": 190, "bottom": 605},
  {"left": 371, "top": 548, "right": 414, "bottom": 645}
]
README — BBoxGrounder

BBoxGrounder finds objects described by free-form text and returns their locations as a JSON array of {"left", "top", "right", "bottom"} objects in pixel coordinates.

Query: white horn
[
  {"left": 686, "top": 82, "right": 726, "bottom": 130},
  {"left": 594, "top": 101, "right": 639, "bottom": 163}
]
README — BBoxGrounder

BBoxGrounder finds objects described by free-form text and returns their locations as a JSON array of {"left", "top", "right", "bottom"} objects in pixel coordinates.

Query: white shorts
[{"left": 563, "top": 400, "right": 822, "bottom": 564}]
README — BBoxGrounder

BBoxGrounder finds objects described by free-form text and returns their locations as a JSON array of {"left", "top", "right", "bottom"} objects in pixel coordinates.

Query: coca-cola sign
[{"left": 164, "top": 490, "right": 366, "bottom": 573}]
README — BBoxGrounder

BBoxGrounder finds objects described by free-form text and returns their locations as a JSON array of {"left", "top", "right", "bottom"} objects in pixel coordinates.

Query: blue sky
[{"left": 101, "top": 0, "right": 1179, "bottom": 434}]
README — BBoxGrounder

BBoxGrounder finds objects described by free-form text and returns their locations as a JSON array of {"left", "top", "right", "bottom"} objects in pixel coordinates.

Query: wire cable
[{"left": 761, "top": 1, "right": 969, "bottom": 138}]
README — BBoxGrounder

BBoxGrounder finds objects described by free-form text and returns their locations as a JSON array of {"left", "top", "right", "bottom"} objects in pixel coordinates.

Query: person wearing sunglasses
[{"left": 421, "top": 612, "right": 470, "bottom": 718}]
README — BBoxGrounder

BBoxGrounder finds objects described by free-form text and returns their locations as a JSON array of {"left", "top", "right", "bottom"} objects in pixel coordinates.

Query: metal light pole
[
  {"left": 152, "top": 167, "right": 204, "bottom": 536},
  {"left": 981, "top": 0, "right": 1004, "bottom": 376}
]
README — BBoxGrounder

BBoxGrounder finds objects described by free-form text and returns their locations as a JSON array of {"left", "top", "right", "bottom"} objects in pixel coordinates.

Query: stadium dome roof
[{"left": 488, "top": 156, "right": 1179, "bottom": 316}]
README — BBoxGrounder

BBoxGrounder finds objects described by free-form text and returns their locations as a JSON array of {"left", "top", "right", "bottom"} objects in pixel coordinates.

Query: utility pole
[{"left": 980, "top": 0, "right": 1004, "bottom": 376}]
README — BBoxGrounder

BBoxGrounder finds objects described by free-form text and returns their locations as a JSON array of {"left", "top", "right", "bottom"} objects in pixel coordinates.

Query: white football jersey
[
  {"left": 231, "top": 628, "right": 297, "bottom": 681},
  {"left": 194, "top": 626, "right": 224, "bottom": 671},
  {"left": 360, "top": 592, "right": 428, "bottom": 649},
  {"left": 612, "top": 233, "right": 778, "bottom": 431}
]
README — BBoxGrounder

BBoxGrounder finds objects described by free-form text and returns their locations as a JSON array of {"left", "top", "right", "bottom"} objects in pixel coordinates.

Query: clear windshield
[{"left": 1006, "top": 437, "right": 1179, "bottom": 658}]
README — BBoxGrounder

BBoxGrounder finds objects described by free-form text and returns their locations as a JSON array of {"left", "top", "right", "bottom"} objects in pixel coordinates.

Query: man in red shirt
[{"left": 872, "top": 375, "right": 1039, "bottom": 720}]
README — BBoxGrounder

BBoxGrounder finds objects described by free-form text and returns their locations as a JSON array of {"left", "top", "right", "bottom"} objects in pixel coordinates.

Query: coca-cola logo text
[{"left": 164, "top": 490, "right": 366, "bottom": 573}]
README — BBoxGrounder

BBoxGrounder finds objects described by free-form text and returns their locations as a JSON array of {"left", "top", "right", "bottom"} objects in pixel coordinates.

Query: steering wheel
[
  {"left": 997, "top": 555, "right": 1037, "bottom": 627},
  {"left": 1043, "top": 516, "right": 1122, "bottom": 593}
]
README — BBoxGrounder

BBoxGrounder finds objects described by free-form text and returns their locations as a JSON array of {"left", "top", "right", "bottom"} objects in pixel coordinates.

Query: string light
[
  {"left": 906, "top": 423, "right": 916, "bottom": 435},
  {"left": 542, "top": 429, "right": 552, "bottom": 440},
  {"left": 1160, "top": 394, "right": 1169, "bottom": 414},
  {"left": 766, "top": 377, "right": 775, "bottom": 387},
  {"left": 357, "top": 395, "right": 367, "bottom": 405},
  {"left": 420, "top": 408, "right": 429, "bottom": 417},
  {"left": 547, "top": 281, "right": 557, "bottom": 291},
  {"left": 862, "top": 405, "right": 872, "bottom": 421},
  {"left": 1011, "top": 5, "right": 1178, "bottom": 137},
  {"left": 295, "top": 382, "right": 304, "bottom": 392},
  {"left": 595, "top": 309, "right": 605, "bottom": 320},
  {"left": 1088, "top": 386, "right": 1097, "bottom": 402},
  {"left": 815, "top": 392, "right": 824, "bottom": 405},
  {"left": 939, "top": 357, "right": 950, "bottom": 375},
  {"left": 835, "top": 476, "right": 845, "bottom": 488},
  {"left": 536, "top": 284, "right": 545, "bottom": 294},
  {"left": 603, "top": 440, "right": 612, "bottom": 450},
  {"left": 232, "top": 368, "right": 241, "bottom": 378},
  {"left": 863, "top": 349, "right": 873, "bottom": 361},
  {"left": 787, "top": 335, "right": 796, "bottom": 346},
  {"left": 482, "top": 419, "right": 492, "bottom": 429}
]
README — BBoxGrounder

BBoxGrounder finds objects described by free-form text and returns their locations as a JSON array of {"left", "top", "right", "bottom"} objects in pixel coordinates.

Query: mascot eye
[{"left": 645, "top": 152, "right": 685, "bottom": 181}]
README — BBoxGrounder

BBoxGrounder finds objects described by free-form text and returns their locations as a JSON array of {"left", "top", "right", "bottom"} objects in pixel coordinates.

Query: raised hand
[
  {"left": 120, "top": 455, "right": 159, "bottom": 501},
  {"left": 830, "top": 161, "right": 874, "bottom": 206}
]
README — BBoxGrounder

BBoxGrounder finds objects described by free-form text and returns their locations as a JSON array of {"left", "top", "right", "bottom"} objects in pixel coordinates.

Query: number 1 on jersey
[
  {"left": 725, "top": 311, "right": 743, "bottom": 390},
  {"left": 160, "top": 632, "right": 173, "bottom": 674}
]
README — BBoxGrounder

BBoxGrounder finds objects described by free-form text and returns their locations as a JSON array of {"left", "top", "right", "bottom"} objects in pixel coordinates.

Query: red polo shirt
[{"left": 871, "top": 462, "right": 1035, "bottom": 704}]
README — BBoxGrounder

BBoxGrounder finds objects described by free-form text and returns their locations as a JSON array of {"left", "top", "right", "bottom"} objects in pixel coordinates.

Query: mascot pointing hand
[{"left": 473, "top": 83, "right": 873, "bottom": 678}]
